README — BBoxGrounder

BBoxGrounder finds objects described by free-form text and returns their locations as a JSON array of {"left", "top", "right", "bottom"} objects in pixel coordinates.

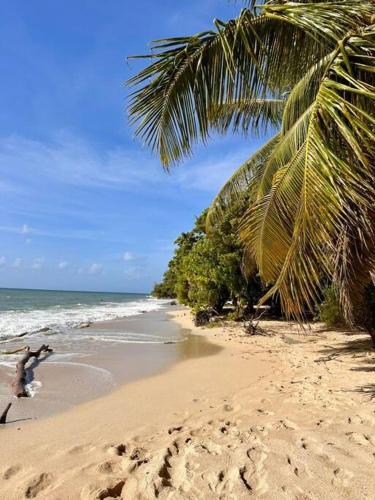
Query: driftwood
[
  {"left": 0, "top": 403, "right": 12, "bottom": 424},
  {"left": 0, "top": 331, "right": 29, "bottom": 344},
  {"left": 12, "top": 344, "right": 53, "bottom": 398},
  {"left": 1, "top": 346, "right": 27, "bottom": 356},
  {"left": 244, "top": 308, "right": 268, "bottom": 335}
]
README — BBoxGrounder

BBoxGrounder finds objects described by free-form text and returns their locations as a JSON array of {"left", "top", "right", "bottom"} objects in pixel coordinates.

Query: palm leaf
[
  {"left": 206, "top": 133, "right": 280, "bottom": 231},
  {"left": 210, "top": 97, "right": 285, "bottom": 135},
  {"left": 243, "top": 28, "right": 375, "bottom": 318},
  {"left": 128, "top": 4, "right": 337, "bottom": 167}
]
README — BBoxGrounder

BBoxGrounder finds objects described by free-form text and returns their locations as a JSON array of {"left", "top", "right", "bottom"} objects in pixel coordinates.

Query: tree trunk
[
  {"left": 12, "top": 344, "right": 52, "bottom": 397},
  {"left": 347, "top": 282, "right": 375, "bottom": 347},
  {"left": 369, "top": 330, "right": 375, "bottom": 348}
]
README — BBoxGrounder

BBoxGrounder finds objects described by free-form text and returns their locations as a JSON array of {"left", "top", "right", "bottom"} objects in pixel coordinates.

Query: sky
[{"left": 0, "top": 0, "right": 270, "bottom": 293}]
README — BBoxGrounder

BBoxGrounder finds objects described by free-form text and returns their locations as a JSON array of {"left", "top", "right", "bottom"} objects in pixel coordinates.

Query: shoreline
[
  {"left": 0, "top": 310, "right": 375, "bottom": 498},
  {"left": 0, "top": 306, "right": 219, "bottom": 422}
]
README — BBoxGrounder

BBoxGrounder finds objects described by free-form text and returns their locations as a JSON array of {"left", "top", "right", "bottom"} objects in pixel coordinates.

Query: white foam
[
  {"left": 25, "top": 380, "right": 42, "bottom": 397},
  {"left": 0, "top": 297, "right": 169, "bottom": 340}
]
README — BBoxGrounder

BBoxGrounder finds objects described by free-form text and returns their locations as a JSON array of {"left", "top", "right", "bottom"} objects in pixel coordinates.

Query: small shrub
[
  {"left": 226, "top": 309, "right": 244, "bottom": 322},
  {"left": 318, "top": 286, "right": 343, "bottom": 327},
  {"left": 194, "top": 310, "right": 211, "bottom": 327}
]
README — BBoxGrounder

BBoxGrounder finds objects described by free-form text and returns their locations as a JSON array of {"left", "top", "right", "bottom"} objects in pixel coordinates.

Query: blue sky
[{"left": 0, "top": 0, "right": 269, "bottom": 293}]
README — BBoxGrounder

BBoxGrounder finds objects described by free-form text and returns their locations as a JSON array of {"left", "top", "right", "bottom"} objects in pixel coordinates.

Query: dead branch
[
  {"left": 244, "top": 308, "right": 268, "bottom": 335},
  {"left": 0, "top": 331, "right": 29, "bottom": 344},
  {"left": 12, "top": 344, "right": 53, "bottom": 398},
  {"left": 1, "top": 346, "right": 27, "bottom": 355},
  {"left": 0, "top": 403, "right": 12, "bottom": 424}
]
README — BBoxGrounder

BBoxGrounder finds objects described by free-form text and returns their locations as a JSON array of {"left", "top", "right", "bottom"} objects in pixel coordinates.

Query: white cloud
[
  {"left": 31, "top": 258, "right": 44, "bottom": 270},
  {"left": 123, "top": 251, "right": 135, "bottom": 262},
  {"left": 0, "top": 223, "right": 127, "bottom": 243},
  {"left": 0, "top": 256, "right": 6, "bottom": 267},
  {"left": 12, "top": 257, "right": 23, "bottom": 269},
  {"left": 0, "top": 133, "right": 160, "bottom": 191},
  {"left": 88, "top": 263, "right": 103, "bottom": 275},
  {"left": 20, "top": 224, "right": 31, "bottom": 234},
  {"left": 58, "top": 260, "right": 68, "bottom": 270},
  {"left": 124, "top": 265, "right": 149, "bottom": 280},
  {"left": 174, "top": 148, "right": 255, "bottom": 193},
  {"left": 0, "top": 133, "right": 253, "bottom": 196}
]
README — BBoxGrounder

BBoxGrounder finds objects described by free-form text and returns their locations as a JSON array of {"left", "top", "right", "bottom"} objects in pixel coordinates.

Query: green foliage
[
  {"left": 152, "top": 199, "right": 264, "bottom": 314},
  {"left": 319, "top": 284, "right": 375, "bottom": 330},
  {"left": 318, "top": 286, "right": 343, "bottom": 327},
  {"left": 178, "top": 238, "right": 230, "bottom": 312}
]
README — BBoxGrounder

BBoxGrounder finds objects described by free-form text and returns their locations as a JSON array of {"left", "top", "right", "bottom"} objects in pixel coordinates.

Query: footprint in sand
[
  {"left": 346, "top": 432, "right": 372, "bottom": 446},
  {"left": 84, "top": 480, "right": 126, "bottom": 500},
  {"left": 68, "top": 444, "right": 94, "bottom": 455},
  {"left": 205, "top": 467, "right": 240, "bottom": 496},
  {"left": 332, "top": 467, "right": 353, "bottom": 487},
  {"left": 97, "top": 461, "right": 119, "bottom": 475},
  {"left": 279, "top": 418, "right": 299, "bottom": 431},
  {"left": 286, "top": 455, "right": 311, "bottom": 479},
  {"left": 3, "top": 464, "right": 21, "bottom": 480},
  {"left": 244, "top": 441, "right": 269, "bottom": 495},
  {"left": 107, "top": 443, "right": 127, "bottom": 457},
  {"left": 24, "top": 472, "right": 53, "bottom": 499}
]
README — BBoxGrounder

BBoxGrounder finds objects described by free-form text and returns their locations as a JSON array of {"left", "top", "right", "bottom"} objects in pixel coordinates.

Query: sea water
[
  {"left": 0, "top": 288, "right": 180, "bottom": 407},
  {"left": 0, "top": 288, "right": 166, "bottom": 340}
]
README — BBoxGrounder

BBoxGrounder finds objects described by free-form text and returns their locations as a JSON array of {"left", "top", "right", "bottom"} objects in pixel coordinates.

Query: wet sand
[{"left": 0, "top": 307, "right": 220, "bottom": 422}]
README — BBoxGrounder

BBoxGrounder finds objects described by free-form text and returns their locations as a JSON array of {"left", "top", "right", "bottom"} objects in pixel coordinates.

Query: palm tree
[{"left": 128, "top": 1, "right": 375, "bottom": 338}]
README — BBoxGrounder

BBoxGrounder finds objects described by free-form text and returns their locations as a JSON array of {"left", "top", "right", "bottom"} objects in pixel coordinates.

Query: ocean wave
[
  {"left": 83, "top": 333, "right": 183, "bottom": 345},
  {"left": 0, "top": 298, "right": 169, "bottom": 340}
]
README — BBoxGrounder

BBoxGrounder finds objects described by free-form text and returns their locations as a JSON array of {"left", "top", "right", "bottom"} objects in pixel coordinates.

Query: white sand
[{"left": 0, "top": 309, "right": 375, "bottom": 499}]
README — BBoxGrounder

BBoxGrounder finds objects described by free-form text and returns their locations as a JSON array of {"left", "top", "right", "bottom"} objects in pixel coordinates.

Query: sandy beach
[{"left": 0, "top": 309, "right": 375, "bottom": 499}]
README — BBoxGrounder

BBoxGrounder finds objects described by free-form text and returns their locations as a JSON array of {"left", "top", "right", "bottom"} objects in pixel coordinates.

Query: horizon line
[{"left": 0, "top": 286, "right": 150, "bottom": 295}]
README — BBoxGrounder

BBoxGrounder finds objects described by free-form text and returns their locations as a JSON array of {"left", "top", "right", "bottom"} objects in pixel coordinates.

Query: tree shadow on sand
[{"left": 315, "top": 331, "right": 375, "bottom": 397}]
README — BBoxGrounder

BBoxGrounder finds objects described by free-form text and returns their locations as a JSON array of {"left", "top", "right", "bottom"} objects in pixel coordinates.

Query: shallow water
[{"left": 0, "top": 308, "right": 221, "bottom": 423}]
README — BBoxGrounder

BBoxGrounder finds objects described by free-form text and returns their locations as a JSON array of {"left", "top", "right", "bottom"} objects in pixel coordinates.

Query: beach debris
[
  {"left": 0, "top": 402, "right": 12, "bottom": 424},
  {"left": 12, "top": 344, "right": 53, "bottom": 398},
  {"left": 1, "top": 346, "right": 28, "bottom": 355},
  {"left": 194, "top": 310, "right": 212, "bottom": 327},
  {"left": 78, "top": 322, "right": 91, "bottom": 329},
  {"left": 0, "top": 331, "right": 29, "bottom": 344},
  {"left": 244, "top": 308, "right": 267, "bottom": 336}
]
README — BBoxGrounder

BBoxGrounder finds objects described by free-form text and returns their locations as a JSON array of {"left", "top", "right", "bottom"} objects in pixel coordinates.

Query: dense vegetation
[
  {"left": 129, "top": 1, "right": 375, "bottom": 339},
  {"left": 153, "top": 198, "right": 267, "bottom": 317}
]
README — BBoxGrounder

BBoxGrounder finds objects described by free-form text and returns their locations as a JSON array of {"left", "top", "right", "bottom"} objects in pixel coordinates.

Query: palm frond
[
  {"left": 210, "top": 98, "right": 285, "bottom": 135},
  {"left": 282, "top": 50, "right": 337, "bottom": 132},
  {"left": 128, "top": 5, "right": 333, "bottom": 167},
  {"left": 262, "top": 1, "right": 373, "bottom": 43},
  {"left": 206, "top": 134, "right": 280, "bottom": 231},
  {"left": 242, "top": 28, "right": 375, "bottom": 318}
]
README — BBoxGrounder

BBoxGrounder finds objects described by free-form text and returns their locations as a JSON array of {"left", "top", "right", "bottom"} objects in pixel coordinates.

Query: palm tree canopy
[{"left": 128, "top": 0, "right": 375, "bottom": 326}]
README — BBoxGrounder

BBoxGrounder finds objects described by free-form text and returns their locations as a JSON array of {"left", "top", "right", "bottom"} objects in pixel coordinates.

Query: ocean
[
  {"left": 0, "top": 288, "right": 184, "bottom": 412},
  {"left": 0, "top": 287, "right": 166, "bottom": 340}
]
